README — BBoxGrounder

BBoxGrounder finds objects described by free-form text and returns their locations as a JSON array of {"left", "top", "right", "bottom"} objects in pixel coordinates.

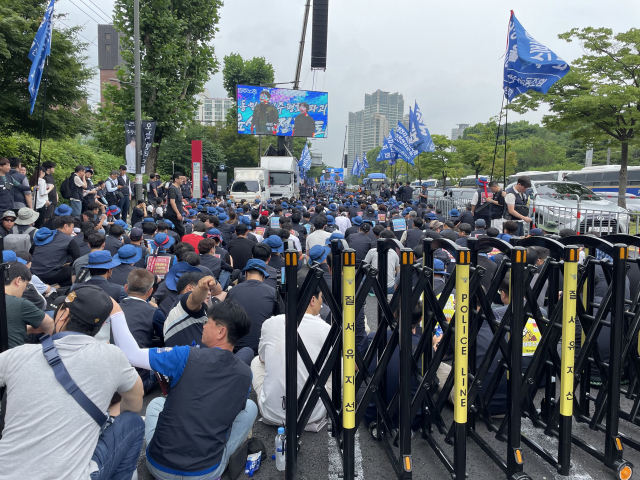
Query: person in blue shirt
[{"left": 111, "top": 289, "right": 257, "bottom": 480}]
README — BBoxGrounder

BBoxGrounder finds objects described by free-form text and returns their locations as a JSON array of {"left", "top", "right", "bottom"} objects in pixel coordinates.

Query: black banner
[{"left": 124, "top": 120, "right": 156, "bottom": 173}]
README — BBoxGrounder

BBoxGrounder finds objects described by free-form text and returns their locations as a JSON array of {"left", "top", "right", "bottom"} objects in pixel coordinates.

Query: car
[
  {"left": 429, "top": 187, "right": 476, "bottom": 213},
  {"left": 524, "top": 181, "right": 630, "bottom": 234}
]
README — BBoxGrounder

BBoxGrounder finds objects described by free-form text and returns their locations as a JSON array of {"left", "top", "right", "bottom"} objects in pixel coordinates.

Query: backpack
[
  {"left": 60, "top": 176, "right": 72, "bottom": 200},
  {"left": 4, "top": 226, "right": 36, "bottom": 252}
]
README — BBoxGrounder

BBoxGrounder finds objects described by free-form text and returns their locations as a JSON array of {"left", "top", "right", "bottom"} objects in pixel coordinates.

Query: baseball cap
[
  {"left": 433, "top": 259, "right": 446, "bottom": 274},
  {"left": 3, "top": 250, "right": 27, "bottom": 265},
  {"left": 129, "top": 227, "right": 143, "bottom": 241},
  {"left": 243, "top": 259, "right": 270, "bottom": 277},
  {"left": 308, "top": 245, "right": 331, "bottom": 265},
  {"left": 58, "top": 285, "right": 114, "bottom": 328}
]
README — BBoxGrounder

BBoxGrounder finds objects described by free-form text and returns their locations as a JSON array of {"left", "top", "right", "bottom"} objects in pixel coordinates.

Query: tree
[
  {"left": 509, "top": 137, "right": 571, "bottom": 171},
  {"left": 0, "top": 0, "right": 94, "bottom": 138},
  {"left": 156, "top": 123, "right": 225, "bottom": 176},
  {"left": 222, "top": 54, "right": 275, "bottom": 100},
  {"left": 98, "top": 0, "right": 223, "bottom": 173},
  {"left": 510, "top": 27, "right": 640, "bottom": 207},
  {"left": 420, "top": 134, "right": 465, "bottom": 186}
]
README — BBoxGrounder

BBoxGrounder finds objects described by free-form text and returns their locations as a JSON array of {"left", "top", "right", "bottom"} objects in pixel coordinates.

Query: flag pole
[
  {"left": 34, "top": 58, "right": 50, "bottom": 211},
  {"left": 503, "top": 100, "right": 509, "bottom": 188},
  {"left": 490, "top": 97, "right": 505, "bottom": 182}
]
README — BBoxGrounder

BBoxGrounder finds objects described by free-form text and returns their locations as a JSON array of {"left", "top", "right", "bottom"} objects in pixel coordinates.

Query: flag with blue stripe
[
  {"left": 394, "top": 122, "right": 418, "bottom": 166},
  {"left": 409, "top": 102, "right": 435, "bottom": 153},
  {"left": 362, "top": 151, "right": 369, "bottom": 169},
  {"left": 28, "top": 0, "right": 55, "bottom": 114},
  {"left": 351, "top": 155, "right": 359, "bottom": 176},
  {"left": 503, "top": 11, "right": 570, "bottom": 102}
]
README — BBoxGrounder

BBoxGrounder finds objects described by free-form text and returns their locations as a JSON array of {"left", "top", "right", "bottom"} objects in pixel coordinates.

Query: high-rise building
[
  {"left": 451, "top": 123, "right": 470, "bottom": 141},
  {"left": 194, "top": 89, "right": 234, "bottom": 126},
  {"left": 97, "top": 25, "right": 124, "bottom": 105},
  {"left": 347, "top": 90, "right": 405, "bottom": 176}
]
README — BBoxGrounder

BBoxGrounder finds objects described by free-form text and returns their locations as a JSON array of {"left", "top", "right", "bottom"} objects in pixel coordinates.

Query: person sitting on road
[
  {"left": 455, "top": 223, "right": 472, "bottom": 248},
  {"left": 0, "top": 286, "right": 144, "bottom": 480},
  {"left": 227, "top": 259, "right": 282, "bottom": 356},
  {"left": 4, "top": 260, "right": 54, "bottom": 348},
  {"left": 111, "top": 297, "right": 256, "bottom": 480},
  {"left": 72, "top": 250, "right": 127, "bottom": 303},
  {"left": 251, "top": 276, "right": 331, "bottom": 429},
  {"left": 31, "top": 215, "right": 80, "bottom": 287},
  {"left": 72, "top": 233, "right": 105, "bottom": 282},
  {"left": 110, "top": 244, "right": 143, "bottom": 286}
]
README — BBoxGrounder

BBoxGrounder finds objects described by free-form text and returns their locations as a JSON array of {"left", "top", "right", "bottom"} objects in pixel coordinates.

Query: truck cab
[
  {"left": 260, "top": 156, "right": 299, "bottom": 199},
  {"left": 230, "top": 168, "right": 270, "bottom": 203}
]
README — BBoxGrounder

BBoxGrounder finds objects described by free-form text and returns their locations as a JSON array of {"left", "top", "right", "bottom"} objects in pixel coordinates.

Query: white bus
[{"left": 507, "top": 170, "right": 573, "bottom": 185}]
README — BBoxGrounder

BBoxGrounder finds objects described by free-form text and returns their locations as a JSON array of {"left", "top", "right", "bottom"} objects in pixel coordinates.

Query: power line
[
  {"left": 66, "top": 0, "right": 103, "bottom": 25},
  {"left": 80, "top": 0, "right": 113, "bottom": 23},
  {"left": 54, "top": 19, "right": 98, "bottom": 47}
]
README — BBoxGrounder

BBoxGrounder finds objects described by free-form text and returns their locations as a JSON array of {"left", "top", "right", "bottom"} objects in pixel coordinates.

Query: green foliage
[
  {"left": 419, "top": 134, "right": 465, "bottom": 184},
  {"left": 156, "top": 123, "right": 226, "bottom": 176},
  {"left": 97, "top": 0, "right": 224, "bottom": 173},
  {"left": 510, "top": 26, "right": 640, "bottom": 204},
  {"left": 222, "top": 53, "right": 275, "bottom": 100},
  {"left": 0, "top": 0, "right": 94, "bottom": 139},
  {"left": 0, "top": 133, "right": 123, "bottom": 188}
]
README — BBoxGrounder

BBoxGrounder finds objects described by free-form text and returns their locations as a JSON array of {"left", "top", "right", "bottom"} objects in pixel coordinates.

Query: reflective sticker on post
[
  {"left": 560, "top": 247, "right": 579, "bottom": 417},
  {"left": 454, "top": 250, "right": 470, "bottom": 424},
  {"left": 342, "top": 252, "right": 356, "bottom": 429}
]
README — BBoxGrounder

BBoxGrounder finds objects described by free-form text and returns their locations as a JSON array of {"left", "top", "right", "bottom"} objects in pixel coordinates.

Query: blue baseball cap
[
  {"left": 165, "top": 261, "right": 202, "bottom": 291},
  {"left": 85, "top": 250, "right": 121, "bottom": 270},
  {"left": 433, "top": 259, "right": 446, "bottom": 274},
  {"left": 163, "top": 219, "right": 175, "bottom": 229},
  {"left": 113, "top": 244, "right": 142, "bottom": 264},
  {"left": 114, "top": 219, "right": 128, "bottom": 228},
  {"left": 529, "top": 228, "right": 544, "bottom": 237},
  {"left": 427, "top": 212, "right": 437, "bottom": 220},
  {"left": 263, "top": 235, "right": 284, "bottom": 253},
  {"left": 351, "top": 216, "right": 363, "bottom": 226},
  {"left": 3, "top": 250, "right": 26, "bottom": 264},
  {"left": 54, "top": 204, "right": 73, "bottom": 216},
  {"left": 34, "top": 228, "right": 57, "bottom": 246},
  {"left": 150, "top": 232, "right": 175, "bottom": 250},
  {"left": 308, "top": 245, "right": 331, "bottom": 265},
  {"left": 243, "top": 258, "right": 270, "bottom": 277}
]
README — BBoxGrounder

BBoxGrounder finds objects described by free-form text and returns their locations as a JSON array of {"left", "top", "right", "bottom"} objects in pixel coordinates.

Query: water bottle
[{"left": 275, "top": 427, "right": 286, "bottom": 471}]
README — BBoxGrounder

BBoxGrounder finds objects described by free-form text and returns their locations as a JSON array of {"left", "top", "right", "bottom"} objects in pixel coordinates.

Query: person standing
[
  {"left": 117, "top": 166, "right": 132, "bottom": 223},
  {"left": 68, "top": 165, "right": 87, "bottom": 217},
  {"left": 104, "top": 170, "right": 122, "bottom": 215},
  {"left": 0, "top": 158, "right": 29, "bottom": 219},
  {"left": 504, "top": 176, "right": 532, "bottom": 236},
  {"left": 487, "top": 181, "right": 506, "bottom": 231},
  {"left": 42, "top": 161, "right": 58, "bottom": 225},
  {"left": 470, "top": 178, "right": 492, "bottom": 228},
  {"left": 32, "top": 166, "right": 52, "bottom": 228},
  {"left": 165, "top": 172, "right": 186, "bottom": 238},
  {"left": 82, "top": 167, "right": 98, "bottom": 212},
  {"left": 8, "top": 157, "right": 32, "bottom": 210}
]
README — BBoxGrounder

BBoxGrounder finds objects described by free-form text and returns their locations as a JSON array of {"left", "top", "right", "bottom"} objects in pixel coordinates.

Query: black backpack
[{"left": 60, "top": 176, "right": 72, "bottom": 200}]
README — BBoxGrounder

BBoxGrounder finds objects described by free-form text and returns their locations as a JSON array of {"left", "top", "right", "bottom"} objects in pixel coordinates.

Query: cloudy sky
[{"left": 57, "top": 0, "right": 640, "bottom": 167}]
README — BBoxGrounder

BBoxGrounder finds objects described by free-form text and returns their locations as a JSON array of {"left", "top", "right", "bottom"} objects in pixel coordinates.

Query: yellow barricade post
[
  {"left": 454, "top": 248, "right": 470, "bottom": 480},
  {"left": 342, "top": 249, "right": 356, "bottom": 479}
]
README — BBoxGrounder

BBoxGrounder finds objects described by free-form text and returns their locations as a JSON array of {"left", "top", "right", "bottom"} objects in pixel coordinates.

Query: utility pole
[{"left": 133, "top": 0, "right": 143, "bottom": 202}]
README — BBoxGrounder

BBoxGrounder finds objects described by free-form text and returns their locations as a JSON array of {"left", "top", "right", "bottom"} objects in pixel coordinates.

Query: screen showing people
[
  {"left": 236, "top": 85, "right": 328, "bottom": 138},
  {"left": 320, "top": 168, "right": 343, "bottom": 185}
]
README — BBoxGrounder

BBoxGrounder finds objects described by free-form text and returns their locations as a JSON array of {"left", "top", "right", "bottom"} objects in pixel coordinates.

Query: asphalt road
[{"left": 136, "top": 296, "right": 640, "bottom": 480}]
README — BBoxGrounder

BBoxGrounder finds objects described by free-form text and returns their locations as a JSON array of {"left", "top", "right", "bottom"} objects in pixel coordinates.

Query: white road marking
[
  {"left": 328, "top": 429, "right": 364, "bottom": 480},
  {"left": 520, "top": 419, "right": 593, "bottom": 480}
]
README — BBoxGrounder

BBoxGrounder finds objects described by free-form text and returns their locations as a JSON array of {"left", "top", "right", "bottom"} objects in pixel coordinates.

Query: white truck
[
  {"left": 259, "top": 156, "right": 299, "bottom": 199},
  {"left": 229, "top": 168, "right": 270, "bottom": 203}
]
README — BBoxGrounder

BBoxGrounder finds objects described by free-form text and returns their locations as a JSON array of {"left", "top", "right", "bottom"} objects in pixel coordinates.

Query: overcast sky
[{"left": 57, "top": 0, "right": 640, "bottom": 168}]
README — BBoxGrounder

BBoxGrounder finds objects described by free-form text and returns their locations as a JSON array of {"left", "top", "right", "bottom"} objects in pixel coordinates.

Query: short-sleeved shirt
[
  {"left": 363, "top": 248, "right": 400, "bottom": 289},
  {"left": 166, "top": 185, "right": 184, "bottom": 216},
  {"left": 163, "top": 292, "right": 208, "bottom": 347},
  {"left": 6, "top": 295, "right": 45, "bottom": 349},
  {"left": 0, "top": 335, "right": 138, "bottom": 479}
]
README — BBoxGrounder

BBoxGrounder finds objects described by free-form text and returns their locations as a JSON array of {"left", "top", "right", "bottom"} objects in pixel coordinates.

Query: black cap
[{"left": 56, "top": 285, "right": 113, "bottom": 327}]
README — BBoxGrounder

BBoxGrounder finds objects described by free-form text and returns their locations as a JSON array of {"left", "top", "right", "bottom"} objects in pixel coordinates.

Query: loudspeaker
[{"left": 311, "top": 0, "right": 329, "bottom": 70}]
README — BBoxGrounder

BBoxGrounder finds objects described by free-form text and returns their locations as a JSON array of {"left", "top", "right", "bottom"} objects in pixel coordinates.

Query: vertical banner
[
  {"left": 191, "top": 140, "right": 203, "bottom": 199},
  {"left": 454, "top": 250, "right": 470, "bottom": 424},
  {"left": 560, "top": 247, "right": 578, "bottom": 417},
  {"left": 124, "top": 120, "right": 156, "bottom": 173}
]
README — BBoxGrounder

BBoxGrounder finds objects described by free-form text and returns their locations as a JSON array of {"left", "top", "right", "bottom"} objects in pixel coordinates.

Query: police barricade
[
  {"left": 283, "top": 238, "right": 414, "bottom": 480},
  {"left": 518, "top": 234, "right": 634, "bottom": 480}
]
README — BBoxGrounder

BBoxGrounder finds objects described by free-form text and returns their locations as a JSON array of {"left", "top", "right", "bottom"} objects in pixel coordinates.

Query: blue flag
[
  {"left": 409, "top": 102, "right": 435, "bottom": 153},
  {"left": 362, "top": 151, "right": 369, "bottom": 169},
  {"left": 376, "top": 136, "right": 388, "bottom": 162},
  {"left": 28, "top": 0, "right": 55, "bottom": 114},
  {"left": 387, "top": 131, "right": 397, "bottom": 166},
  {"left": 298, "top": 143, "right": 312, "bottom": 170},
  {"left": 378, "top": 130, "right": 398, "bottom": 165},
  {"left": 351, "top": 155, "right": 359, "bottom": 176},
  {"left": 394, "top": 122, "right": 418, "bottom": 166},
  {"left": 503, "top": 11, "right": 570, "bottom": 102}
]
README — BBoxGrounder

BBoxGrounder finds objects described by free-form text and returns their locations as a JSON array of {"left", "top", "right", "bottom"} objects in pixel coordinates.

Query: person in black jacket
[
  {"left": 71, "top": 250, "right": 126, "bottom": 302},
  {"left": 456, "top": 203, "right": 475, "bottom": 229}
]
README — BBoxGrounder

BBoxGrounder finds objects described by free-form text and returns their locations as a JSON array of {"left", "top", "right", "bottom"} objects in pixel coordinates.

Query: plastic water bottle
[{"left": 275, "top": 427, "right": 286, "bottom": 471}]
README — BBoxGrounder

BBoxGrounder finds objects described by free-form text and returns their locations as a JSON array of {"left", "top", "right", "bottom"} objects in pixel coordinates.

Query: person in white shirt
[
  {"left": 334, "top": 210, "right": 352, "bottom": 235},
  {"left": 305, "top": 217, "right": 332, "bottom": 257},
  {"left": 250, "top": 278, "right": 331, "bottom": 428},
  {"left": 363, "top": 230, "right": 401, "bottom": 294}
]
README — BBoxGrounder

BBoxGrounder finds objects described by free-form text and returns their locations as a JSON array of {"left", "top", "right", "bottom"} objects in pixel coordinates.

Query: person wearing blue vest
[{"left": 110, "top": 291, "right": 257, "bottom": 480}]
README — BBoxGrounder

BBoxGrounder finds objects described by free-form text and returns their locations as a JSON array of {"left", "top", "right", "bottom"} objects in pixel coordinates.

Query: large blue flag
[
  {"left": 351, "top": 155, "right": 359, "bottom": 176},
  {"left": 503, "top": 11, "right": 570, "bottom": 102},
  {"left": 298, "top": 143, "right": 312, "bottom": 170},
  {"left": 394, "top": 122, "right": 418, "bottom": 166},
  {"left": 376, "top": 136, "right": 389, "bottom": 162},
  {"left": 409, "top": 102, "right": 435, "bottom": 153},
  {"left": 362, "top": 151, "right": 369, "bottom": 169},
  {"left": 378, "top": 130, "right": 398, "bottom": 165},
  {"left": 28, "top": 0, "right": 55, "bottom": 114}
]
